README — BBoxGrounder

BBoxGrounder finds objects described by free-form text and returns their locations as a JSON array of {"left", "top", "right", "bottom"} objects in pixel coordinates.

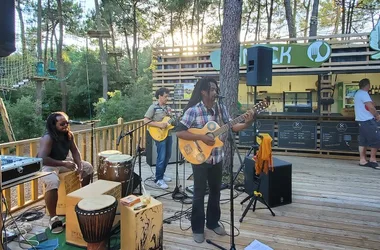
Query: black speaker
[
  {"left": 246, "top": 46, "right": 273, "bottom": 86},
  {"left": 244, "top": 156, "right": 292, "bottom": 207},
  {"left": 0, "top": 0, "right": 16, "bottom": 57},
  {"left": 146, "top": 132, "right": 178, "bottom": 166}
]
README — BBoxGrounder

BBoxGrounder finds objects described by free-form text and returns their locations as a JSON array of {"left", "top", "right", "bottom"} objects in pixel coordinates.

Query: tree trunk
[
  {"left": 308, "top": 0, "right": 319, "bottom": 41},
  {"left": 170, "top": 10, "right": 175, "bottom": 46},
  {"left": 57, "top": 0, "right": 67, "bottom": 112},
  {"left": 243, "top": 2, "right": 255, "bottom": 42},
  {"left": 109, "top": 15, "right": 120, "bottom": 72},
  {"left": 16, "top": 0, "right": 26, "bottom": 63},
  {"left": 190, "top": 0, "right": 196, "bottom": 44},
  {"left": 333, "top": 4, "right": 341, "bottom": 34},
  {"left": 254, "top": 0, "right": 261, "bottom": 41},
  {"left": 124, "top": 28, "right": 134, "bottom": 72},
  {"left": 94, "top": 0, "right": 109, "bottom": 99},
  {"left": 266, "top": 0, "right": 274, "bottom": 40},
  {"left": 219, "top": 0, "right": 243, "bottom": 174},
  {"left": 132, "top": 0, "right": 138, "bottom": 80},
  {"left": 218, "top": 0, "right": 222, "bottom": 28},
  {"left": 302, "top": 0, "right": 311, "bottom": 39},
  {"left": 284, "top": 0, "right": 296, "bottom": 39},
  {"left": 341, "top": 0, "right": 346, "bottom": 34}
]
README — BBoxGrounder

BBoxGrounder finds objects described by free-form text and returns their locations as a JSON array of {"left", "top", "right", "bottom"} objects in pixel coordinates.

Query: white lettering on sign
[{"left": 272, "top": 47, "right": 292, "bottom": 64}]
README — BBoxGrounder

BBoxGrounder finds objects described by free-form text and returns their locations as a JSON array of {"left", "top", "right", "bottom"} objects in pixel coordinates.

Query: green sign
[
  {"left": 369, "top": 19, "right": 380, "bottom": 60},
  {"left": 210, "top": 41, "right": 332, "bottom": 70}
]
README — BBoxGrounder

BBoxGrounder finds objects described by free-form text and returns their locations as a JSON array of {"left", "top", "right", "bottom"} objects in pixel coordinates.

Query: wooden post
[
  {"left": 0, "top": 97, "right": 16, "bottom": 141},
  {"left": 117, "top": 117, "right": 124, "bottom": 152}
]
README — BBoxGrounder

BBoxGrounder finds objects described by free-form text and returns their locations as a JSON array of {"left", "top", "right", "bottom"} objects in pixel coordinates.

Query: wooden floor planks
[{"left": 8, "top": 154, "right": 380, "bottom": 250}]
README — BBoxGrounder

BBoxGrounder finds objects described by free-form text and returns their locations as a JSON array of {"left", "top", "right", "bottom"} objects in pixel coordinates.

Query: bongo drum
[
  {"left": 98, "top": 150, "right": 122, "bottom": 179},
  {"left": 75, "top": 195, "right": 117, "bottom": 250},
  {"left": 103, "top": 154, "right": 134, "bottom": 196}
]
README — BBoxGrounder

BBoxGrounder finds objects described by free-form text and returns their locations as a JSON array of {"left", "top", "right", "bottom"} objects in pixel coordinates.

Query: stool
[
  {"left": 45, "top": 171, "right": 80, "bottom": 216},
  {"left": 120, "top": 197, "right": 163, "bottom": 250}
]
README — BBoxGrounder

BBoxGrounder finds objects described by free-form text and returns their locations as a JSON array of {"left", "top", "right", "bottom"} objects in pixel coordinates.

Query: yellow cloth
[{"left": 254, "top": 134, "right": 274, "bottom": 175}]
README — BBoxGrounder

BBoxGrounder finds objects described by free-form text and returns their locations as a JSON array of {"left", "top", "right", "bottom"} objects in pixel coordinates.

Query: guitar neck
[
  {"left": 212, "top": 102, "right": 266, "bottom": 137},
  {"left": 213, "top": 115, "right": 246, "bottom": 137}
]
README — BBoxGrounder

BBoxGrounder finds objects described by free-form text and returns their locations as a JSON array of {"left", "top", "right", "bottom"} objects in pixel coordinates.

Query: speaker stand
[{"left": 239, "top": 172, "right": 275, "bottom": 223}]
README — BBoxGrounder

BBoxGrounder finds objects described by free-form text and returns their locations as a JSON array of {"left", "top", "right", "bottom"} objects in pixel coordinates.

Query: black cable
[{"left": 1, "top": 193, "right": 38, "bottom": 250}]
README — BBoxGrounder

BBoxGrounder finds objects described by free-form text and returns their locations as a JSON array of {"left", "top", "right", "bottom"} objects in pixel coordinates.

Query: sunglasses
[{"left": 59, "top": 121, "right": 69, "bottom": 126}]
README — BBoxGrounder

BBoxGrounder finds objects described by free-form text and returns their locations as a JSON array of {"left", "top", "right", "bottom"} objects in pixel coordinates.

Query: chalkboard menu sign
[
  {"left": 278, "top": 120, "right": 317, "bottom": 149},
  {"left": 320, "top": 121, "right": 359, "bottom": 151},
  {"left": 239, "top": 120, "right": 275, "bottom": 146}
]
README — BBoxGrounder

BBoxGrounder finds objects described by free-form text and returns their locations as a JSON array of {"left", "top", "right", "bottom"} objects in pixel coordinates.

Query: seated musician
[
  {"left": 144, "top": 87, "right": 173, "bottom": 189},
  {"left": 176, "top": 77, "right": 254, "bottom": 243},
  {"left": 37, "top": 112, "right": 93, "bottom": 233}
]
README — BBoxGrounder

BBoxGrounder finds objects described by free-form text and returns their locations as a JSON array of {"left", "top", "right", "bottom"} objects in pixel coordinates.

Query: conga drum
[
  {"left": 103, "top": 154, "right": 134, "bottom": 197},
  {"left": 75, "top": 195, "right": 117, "bottom": 250},
  {"left": 98, "top": 150, "right": 122, "bottom": 179}
]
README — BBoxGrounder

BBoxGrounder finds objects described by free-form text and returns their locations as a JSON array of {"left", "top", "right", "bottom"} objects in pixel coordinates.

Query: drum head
[
  {"left": 106, "top": 154, "right": 133, "bottom": 163},
  {"left": 77, "top": 195, "right": 116, "bottom": 211},
  {"left": 98, "top": 150, "right": 122, "bottom": 157}
]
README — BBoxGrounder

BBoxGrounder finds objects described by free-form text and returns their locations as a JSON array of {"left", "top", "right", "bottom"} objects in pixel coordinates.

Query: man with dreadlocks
[
  {"left": 37, "top": 112, "right": 93, "bottom": 233},
  {"left": 176, "top": 77, "right": 254, "bottom": 243}
]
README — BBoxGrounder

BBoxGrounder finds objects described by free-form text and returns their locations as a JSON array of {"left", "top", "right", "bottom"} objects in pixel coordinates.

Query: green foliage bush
[{"left": 0, "top": 96, "right": 44, "bottom": 142}]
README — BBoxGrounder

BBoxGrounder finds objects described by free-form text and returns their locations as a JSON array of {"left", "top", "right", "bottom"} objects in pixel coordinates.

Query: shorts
[
  {"left": 42, "top": 157, "right": 94, "bottom": 192},
  {"left": 358, "top": 119, "right": 380, "bottom": 148}
]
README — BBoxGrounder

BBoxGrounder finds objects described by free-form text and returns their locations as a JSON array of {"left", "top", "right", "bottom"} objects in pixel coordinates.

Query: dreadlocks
[
  {"left": 184, "top": 77, "right": 219, "bottom": 112},
  {"left": 45, "top": 111, "right": 72, "bottom": 141}
]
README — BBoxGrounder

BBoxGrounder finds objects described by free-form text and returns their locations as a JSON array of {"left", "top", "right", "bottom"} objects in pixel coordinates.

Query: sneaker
[
  {"left": 163, "top": 175, "right": 172, "bottom": 182},
  {"left": 155, "top": 179, "right": 168, "bottom": 189},
  {"left": 49, "top": 216, "right": 63, "bottom": 234},
  {"left": 207, "top": 225, "right": 227, "bottom": 236},
  {"left": 193, "top": 233, "right": 205, "bottom": 243}
]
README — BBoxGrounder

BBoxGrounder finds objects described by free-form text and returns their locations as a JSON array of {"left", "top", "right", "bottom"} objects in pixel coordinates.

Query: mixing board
[{"left": 1, "top": 155, "right": 42, "bottom": 186}]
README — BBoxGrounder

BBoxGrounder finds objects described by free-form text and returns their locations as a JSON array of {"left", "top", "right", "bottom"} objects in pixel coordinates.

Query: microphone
[
  {"left": 116, "top": 131, "right": 123, "bottom": 146},
  {"left": 216, "top": 95, "right": 226, "bottom": 99},
  {"left": 68, "top": 120, "right": 84, "bottom": 125}
]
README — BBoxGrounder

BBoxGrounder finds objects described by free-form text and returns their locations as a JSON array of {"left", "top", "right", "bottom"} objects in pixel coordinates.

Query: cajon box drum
[
  {"left": 66, "top": 180, "right": 121, "bottom": 247},
  {"left": 45, "top": 171, "right": 80, "bottom": 216},
  {"left": 120, "top": 197, "right": 163, "bottom": 250}
]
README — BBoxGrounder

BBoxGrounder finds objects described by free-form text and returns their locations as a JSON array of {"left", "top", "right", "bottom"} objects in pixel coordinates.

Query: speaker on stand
[
  {"left": 0, "top": 0, "right": 16, "bottom": 57},
  {"left": 246, "top": 46, "right": 273, "bottom": 87}
]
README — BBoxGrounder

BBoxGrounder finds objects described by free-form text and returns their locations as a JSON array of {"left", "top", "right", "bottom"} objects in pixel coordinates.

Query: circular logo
[
  {"left": 292, "top": 121, "right": 303, "bottom": 130},
  {"left": 336, "top": 123, "right": 348, "bottom": 132},
  {"left": 307, "top": 41, "right": 331, "bottom": 62}
]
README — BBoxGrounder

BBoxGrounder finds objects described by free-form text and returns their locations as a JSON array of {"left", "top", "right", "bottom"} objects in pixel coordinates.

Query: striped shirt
[{"left": 179, "top": 101, "right": 230, "bottom": 164}]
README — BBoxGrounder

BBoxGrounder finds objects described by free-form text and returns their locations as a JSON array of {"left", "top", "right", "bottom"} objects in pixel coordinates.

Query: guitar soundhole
[
  {"left": 196, "top": 153, "right": 205, "bottom": 162},
  {"left": 207, "top": 122, "right": 216, "bottom": 131},
  {"left": 184, "top": 144, "right": 193, "bottom": 155}
]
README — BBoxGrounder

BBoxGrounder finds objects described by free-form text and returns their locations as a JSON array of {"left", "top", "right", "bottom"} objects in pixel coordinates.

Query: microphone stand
[
  {"left": 206, "top": 97, "right": 236, "bottom": 250},
  {"left": 118, "top": 120, "right": 153, "bottom": 195}
]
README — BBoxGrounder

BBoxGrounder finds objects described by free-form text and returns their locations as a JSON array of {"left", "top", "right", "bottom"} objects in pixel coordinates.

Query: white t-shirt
[{"left": 354, "top": 89, "right": 373, "bottom": 121}]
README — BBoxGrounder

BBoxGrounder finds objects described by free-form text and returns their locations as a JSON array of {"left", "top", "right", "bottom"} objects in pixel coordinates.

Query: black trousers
[{"left": 191, "top": 161, "right": 222, "bottom": 233}]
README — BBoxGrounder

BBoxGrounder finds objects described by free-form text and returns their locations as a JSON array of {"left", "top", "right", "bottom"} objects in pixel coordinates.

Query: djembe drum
[
  {"left": 103, "top": 154, "right": 134, "bottom": 197},
  {"left": 98, "top": 150, "right": 122, "bottom": 179},
  {"left": 75, "top": 195, "right": 117, "bottom": 250}
]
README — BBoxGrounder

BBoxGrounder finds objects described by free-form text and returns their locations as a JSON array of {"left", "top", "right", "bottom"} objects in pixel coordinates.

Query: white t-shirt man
[{"left": 354, "top": 89, "right": 374, "bottom": 122}]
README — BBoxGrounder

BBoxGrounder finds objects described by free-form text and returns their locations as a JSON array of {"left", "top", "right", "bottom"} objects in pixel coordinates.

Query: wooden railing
[{"left": 0, "top": 118, "right": 146, "bottom": 213}]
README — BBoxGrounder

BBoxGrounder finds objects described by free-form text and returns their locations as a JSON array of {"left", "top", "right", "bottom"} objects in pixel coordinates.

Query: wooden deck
[{"left": 7, "top": 154, "right": 380, "bottom": 250}]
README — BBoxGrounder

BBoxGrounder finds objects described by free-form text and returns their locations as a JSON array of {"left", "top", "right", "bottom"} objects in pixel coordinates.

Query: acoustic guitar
[
  {"left": 147, "top": 116, "right": 176, "bottom": 141},
  {"left": 178, "top": 101, "right": 269, "bottom": 164}
]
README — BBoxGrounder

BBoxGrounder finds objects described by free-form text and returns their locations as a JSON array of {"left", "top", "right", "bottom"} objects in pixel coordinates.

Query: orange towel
[{"left": 254, "top": 134, "right": 274, "bottom": 175}]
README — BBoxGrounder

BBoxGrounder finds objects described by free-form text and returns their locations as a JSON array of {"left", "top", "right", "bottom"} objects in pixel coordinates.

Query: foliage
[
  {"left": 0, "top": 97, "right": 44, "bottom": 143},
  {"left": 93, "top": 83, "right": 152, "bottom": 126}
]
